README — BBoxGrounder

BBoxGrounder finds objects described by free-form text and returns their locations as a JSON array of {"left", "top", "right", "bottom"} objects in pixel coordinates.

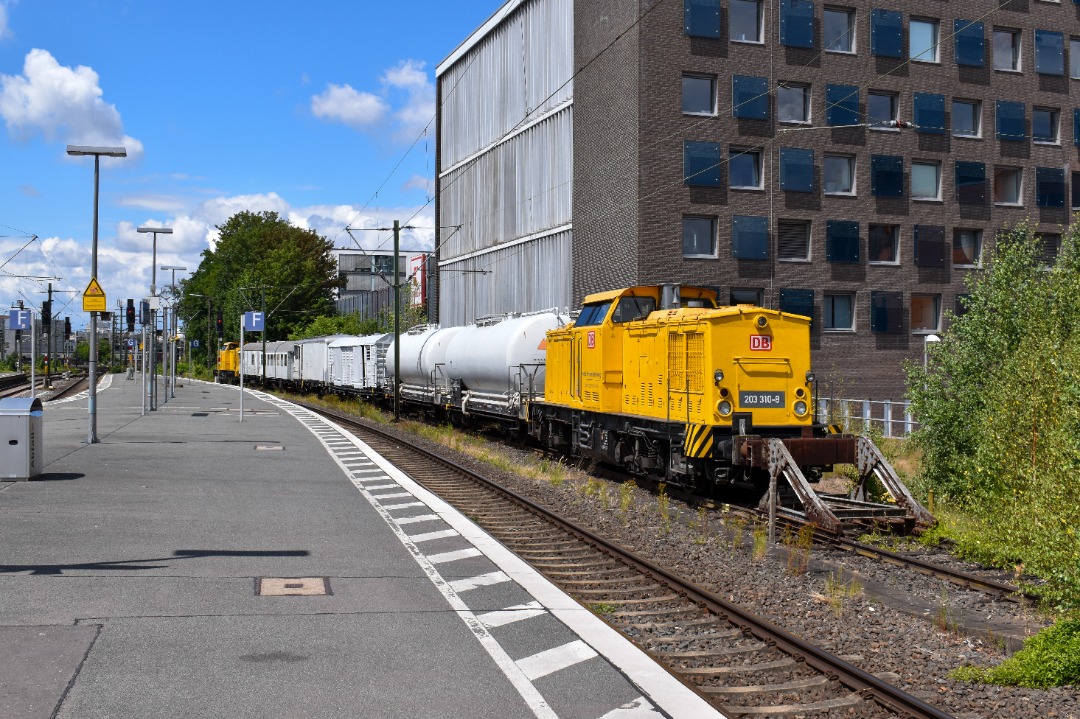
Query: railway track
[
  {"left": 299, "top": 399, "right": 953, "bottom": 719},
  {"left": 0, "top": 373, "right": 87, "bottom": 401}
]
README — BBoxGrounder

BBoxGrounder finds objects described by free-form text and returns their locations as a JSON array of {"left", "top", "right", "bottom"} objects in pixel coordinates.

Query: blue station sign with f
[
  {"left": 242, "top": 311, "right": 265, "bottom": 332},
  {"left": 8, "top": 308, "right": 30, "bottom": 330}
]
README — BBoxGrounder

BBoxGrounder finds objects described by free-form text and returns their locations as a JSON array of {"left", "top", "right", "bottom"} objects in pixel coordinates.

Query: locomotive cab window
[
  {"left": 612, "top": 296, "right": 657, "bottom": 323},
  {"left": 575, "top": 301, "right": 613, "bottom": 327}
]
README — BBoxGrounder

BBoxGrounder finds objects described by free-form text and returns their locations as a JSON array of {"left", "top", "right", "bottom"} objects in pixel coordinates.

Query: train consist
[{"left": 217, "top": 283, "right": 933, "bottom": 533}]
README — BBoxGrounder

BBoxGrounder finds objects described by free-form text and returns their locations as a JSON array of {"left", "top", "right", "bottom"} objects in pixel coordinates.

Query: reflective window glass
[
  {"left": 910, "top": 19, "right": 939, "bottom": 62},
  {"left": 682, "top": 75, "right": 716, "bottom": 115},
  {"left": 730, "top": 0, "right": 763, "bottom": 42},
  {"left": 824, "top": 8, "right": 855, "bottom": 52}
]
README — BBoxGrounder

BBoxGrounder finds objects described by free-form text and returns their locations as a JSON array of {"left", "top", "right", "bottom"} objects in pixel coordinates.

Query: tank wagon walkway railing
[{"left": 817, "top": 397, "right": 917, "bottom": 438}]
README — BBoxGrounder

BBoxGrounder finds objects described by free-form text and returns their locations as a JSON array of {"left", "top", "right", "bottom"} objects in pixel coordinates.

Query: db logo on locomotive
[
  {"left": 587, "top": 330, "right": 596, "bottom": 349},
  {"left": 750, "top": 335, "right": 772, "bottom": 351}
]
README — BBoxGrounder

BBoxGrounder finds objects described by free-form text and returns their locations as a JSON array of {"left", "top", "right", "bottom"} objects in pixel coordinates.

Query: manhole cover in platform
[{"left": 257, "top": 577, "right": 330, "bottom": 596}]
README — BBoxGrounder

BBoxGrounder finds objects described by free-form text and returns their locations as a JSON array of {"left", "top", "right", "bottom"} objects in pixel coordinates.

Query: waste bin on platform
[{"left": 0, "top": 397, "right": 43, "bottom": 480}]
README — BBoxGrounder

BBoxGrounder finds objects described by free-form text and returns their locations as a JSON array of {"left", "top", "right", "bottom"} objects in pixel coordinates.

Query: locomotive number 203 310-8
[{"left": 739, "top": 391, "right": 786, "bottom": 408}]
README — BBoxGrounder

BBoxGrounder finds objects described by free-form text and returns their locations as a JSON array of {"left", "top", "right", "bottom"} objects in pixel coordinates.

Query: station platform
[{"left": 0, "top": 375, "right": 720, "bottom": 719}]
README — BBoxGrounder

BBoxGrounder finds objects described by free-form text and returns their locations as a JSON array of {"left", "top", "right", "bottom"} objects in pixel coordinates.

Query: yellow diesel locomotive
[
  {"left": 530, "top": 284, "right": 858, "bottom": 499},
  {"left": 216, "top": 341, "right": 240, "bottom": 384}
]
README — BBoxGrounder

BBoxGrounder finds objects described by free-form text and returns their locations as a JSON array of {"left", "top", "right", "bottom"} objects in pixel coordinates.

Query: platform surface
[{"left": 0, "top": 375, "right": 721, "bottom": 719}]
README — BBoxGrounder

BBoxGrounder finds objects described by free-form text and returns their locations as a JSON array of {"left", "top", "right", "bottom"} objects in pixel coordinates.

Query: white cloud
[
  {"left": 383, "top": 60, "right": 435, "bottom": 142},
  {"left": 0, "top": 3, "right": 11, "bottom": 42},
  {"left": 0, "top": 48, "right": 143, "bottom": 158},
  {"left": 402, "top": 174, "right": 435, "bottom": 197},
  {"left": 310, "top": 83, "right": 388, "bottom": 129},
  {"left": 311, "top": 59, "right": 435, "bottom": 143}
]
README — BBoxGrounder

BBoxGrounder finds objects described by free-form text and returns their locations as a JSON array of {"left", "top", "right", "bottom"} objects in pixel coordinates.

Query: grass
[
  {"left": 822, "top": 570, "right": 864, "bottom": 617},
  {"left": 588, "top": 602, "right": 619, "bottom": 616}
]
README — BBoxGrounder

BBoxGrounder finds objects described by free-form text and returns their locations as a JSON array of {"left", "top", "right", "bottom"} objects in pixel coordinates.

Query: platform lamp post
[
  {"left": 67, "top": 144, "right": 126, "bottom": 444},
  {"left": 137, "top": 226, "right": 172, "bottom": 410},
  {"left": 161, "top": 265, "right": 186, "bottom": 399}
]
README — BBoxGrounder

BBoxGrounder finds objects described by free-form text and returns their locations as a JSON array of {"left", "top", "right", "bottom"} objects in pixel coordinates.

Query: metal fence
[{"left": 816, "top": 397, "right": 917, "bottom": 438}]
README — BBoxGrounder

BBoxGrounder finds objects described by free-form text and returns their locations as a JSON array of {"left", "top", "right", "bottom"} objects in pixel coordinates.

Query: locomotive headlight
[
  {"left": 755, "top": 315, "right": 769, "bottom": 329},
  {"left": 794, "top": 400, "right": 808, "bottom": 416},
  {"left": 713, "top": 369, "right": 724, "bottom": 383},
  {"left": 718, "top": 400, "right": 733, "bottom": 416},
  {"left": 805, "top": 370, "right": 816, "bottom": 384}
]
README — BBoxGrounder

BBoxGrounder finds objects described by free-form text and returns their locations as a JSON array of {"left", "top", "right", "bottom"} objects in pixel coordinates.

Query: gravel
[{"left": 371, "top": 418, "right": 1079, "bottom": 719}]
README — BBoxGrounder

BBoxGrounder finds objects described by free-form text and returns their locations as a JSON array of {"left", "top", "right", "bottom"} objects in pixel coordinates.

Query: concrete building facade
[{"left": 436, "top": 0, "right": 1079, "bottom": 400}]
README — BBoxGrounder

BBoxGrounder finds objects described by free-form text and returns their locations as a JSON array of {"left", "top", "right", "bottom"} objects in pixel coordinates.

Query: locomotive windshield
[{"left": 575, "top": 301, "right": 613, "bottom": 326}]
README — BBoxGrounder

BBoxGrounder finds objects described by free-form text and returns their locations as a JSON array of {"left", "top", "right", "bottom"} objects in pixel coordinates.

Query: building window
[
  {"left": 824, "top": 293, "right": 855, "bottom": 330},
  {"left": 682, "top": 216, "right": 717, "bottom": 257},
  {"left": 1036, "top": 167, "right": 1066, "bottom": 207},
  {"left": 913, "top": 92, "right": 945, "bottom": 134},
  {"left": 871, "top": 291, "right": 903, "bottom": 334},
  {"left": 778, "top": 83, "right": 810, "bottom": 123},
  {"left": 871, "top": 155, "right": 904, "bottom": 197},
  {"left": 779, "top": 147, "right": 814, "bottom": 192},
  {"left": 1032, "top": 107, "right": 1059, "bottom": 143},
  {"left": 910, "top": 19, "right": 940, "bottom": 63},
  {"left": 868, "top": 224, "right": 899, "bottom": 264},
  {"left": 824, "top": 155, "right": 855, "bottom": 194},
  {"left": 732, "top": 215, "right": 769, "bottom": 259},
  {"left": 912, "top": 162, "right": 942, "bottom": 200},
  {"left": 684, "top": 0, "right": 721, "bottom": 39},
  {"left": 777, "top": 220, "right": 811, "bottom": 261},
  {"left": 996, "top": 101, "right": 1026, "bottom": 142},
  {"left": 1037, "top": 233, "right": 1061, "bottom": 267},
  {"left": 684, "top": 141, "right": 721, "bottom": 186},
  {"left": 730, "top": 148, "right": 763, "bottom": 189},
  {"left": 953, "top": 229, "right": 982, "bottom": 267},
  {"left": 824, "top": 7, "right": 855, "bottom": 53},
  {"left": 826, "top": 220, "right": 860, "bottom": 263},
  {"left": 730, "top": 288, "right": 763, "bottom": 305},
  {"left": 954, "top": 19, "right": 985, "bottom": 67},
  {"left": 993, "top": 29, "right": 1021, "bottom": 71},
  {"left": 780, "top": 0, "right": 814, "bottom": 48},
  {"left": 1035, "top": 30, "right": 1065, "bottom": 76},
  {"left": 955, "top": 161, "right": 987, "bottom": 204},
  {"left": 732, "top": 75, "right": 769, "bottom": 119},
  {"left": 994, "top": 166, "right": 1023, "bottom": 205},
  {"left": 871, "top": 9, "right": 903, "bottom": 58},
  {"left": 953, "top": 99, "right": 981, "bottom": 137},
  {"left": 1075, "top": 109, "right": 1080, "bottom": 147},
  {"left": 914, "top": 225, "right": 947, "bottom": 268},
  {"left": 682, "top": 74, "right": 717, "bottom": 115},
  {"left": 1073, "top": 171, "right": 1080, "bottom": 209},
  {"left": 779, "top": 289, "right": 815, "bottom": 325},
  {"left": 730, "top": 0, "right": 763, "bottom": 43},
  {"left": 868, "top": 91, "right": 898, "bottom": 128},
  {"left": 911, "top": 294, "right": 941, "bottom": 333},
  {"left": 826, "top": 84, "right": 859, "bottom": 126},
  {"left": 1071, "top": 38, "right": 1080, "bottom": 78}
]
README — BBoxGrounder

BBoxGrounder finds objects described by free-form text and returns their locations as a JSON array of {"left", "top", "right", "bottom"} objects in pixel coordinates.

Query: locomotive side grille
[
  {"left": 687, "top": 332, "right": 704, "bottom": 393},
  {"left": 668, "top": 333, "right": 686, "bottom": 391}
]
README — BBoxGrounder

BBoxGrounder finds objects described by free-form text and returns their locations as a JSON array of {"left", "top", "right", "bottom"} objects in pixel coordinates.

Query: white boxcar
[
  {"left": 294, "top": 335, "right": 345, "bottom": 386},
  {"left": 330, "top": 333, "right": 390, "bottom": 391},
  {"left": 241, "top": 341, "right": 296, "bottom": 383}
]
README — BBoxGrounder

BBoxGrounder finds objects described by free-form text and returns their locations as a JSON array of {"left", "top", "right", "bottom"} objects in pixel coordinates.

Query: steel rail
[{"left": 301, "top": 399, "right": 954, "bottom": 719}]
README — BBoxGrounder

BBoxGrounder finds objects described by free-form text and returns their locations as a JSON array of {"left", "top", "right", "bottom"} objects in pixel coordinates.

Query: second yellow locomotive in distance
[{"left": 530, "top": 284, "right": 824, "bottom": 494}]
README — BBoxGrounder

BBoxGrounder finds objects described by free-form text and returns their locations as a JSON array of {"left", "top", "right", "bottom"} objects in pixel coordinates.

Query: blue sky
[{"left": 0, "top": 1, "right": 498, "bottom": 328}]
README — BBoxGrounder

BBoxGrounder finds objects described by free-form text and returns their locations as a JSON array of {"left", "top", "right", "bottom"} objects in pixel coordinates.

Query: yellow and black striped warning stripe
[{"left": 682, "top": 424, "right": 714, "bottom": 458}]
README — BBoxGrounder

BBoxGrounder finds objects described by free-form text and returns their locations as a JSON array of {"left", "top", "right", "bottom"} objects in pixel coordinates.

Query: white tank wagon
[
  {"left": 385, "top": 325, "right": 466, "bottom": 405},
  {"left": 444, "top": 310, "right": 569, "bottom": 420}
]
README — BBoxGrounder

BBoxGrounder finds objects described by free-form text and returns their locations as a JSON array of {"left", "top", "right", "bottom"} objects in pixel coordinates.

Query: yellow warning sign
[{"left": 82, "top": 277, "right": 107, "bottom": 312}]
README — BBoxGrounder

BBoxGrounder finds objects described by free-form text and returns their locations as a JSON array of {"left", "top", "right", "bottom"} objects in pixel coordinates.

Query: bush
[
  {"left": 953, "top": 619, "right": 1080, "bottom": 688},
  {"left": 907, "top": 223, "right": 1080, "bottom": 608}
]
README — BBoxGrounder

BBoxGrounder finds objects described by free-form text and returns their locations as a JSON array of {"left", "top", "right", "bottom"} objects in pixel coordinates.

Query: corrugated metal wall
[
  {"left": 437, "top": 0, "right": 574, "bottom": 326},
  {"left": 438, "top": 228, "right": 572, "bottom": 325}
]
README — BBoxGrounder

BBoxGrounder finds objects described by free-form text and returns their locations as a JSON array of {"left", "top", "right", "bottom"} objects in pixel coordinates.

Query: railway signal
[{"left": 126, "top": 299, "right": 135, "bottom": 332}]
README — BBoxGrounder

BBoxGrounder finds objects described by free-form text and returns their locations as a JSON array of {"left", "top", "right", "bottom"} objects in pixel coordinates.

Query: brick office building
[{"left": 436, "top": 0, "right": 1079, "bottom": 402}]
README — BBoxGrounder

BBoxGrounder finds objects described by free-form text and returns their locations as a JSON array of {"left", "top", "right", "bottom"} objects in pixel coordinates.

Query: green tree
[
  {"left": 178, "top": 211, "right": 340, "bottom": 361},
  {"left": 907, "top": 223, "right": 1080, "bottom": 606}
]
